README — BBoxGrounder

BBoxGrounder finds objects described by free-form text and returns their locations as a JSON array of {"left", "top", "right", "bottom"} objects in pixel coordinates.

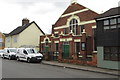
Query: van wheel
[
  {"left": 27, "top": 58, "right": 31, "bottom": 63},
  {"left": 8, "top": 56, "right": 11, "bottom": 60},
  {"left": 17, "top": 57, "right": 20, "bottom": 61},
  {"left": 2, "top": 55, "right": 5, "bottom": 59}
]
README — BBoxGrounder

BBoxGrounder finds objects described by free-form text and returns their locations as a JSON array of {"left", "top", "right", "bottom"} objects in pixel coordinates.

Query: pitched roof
[
  {"left": 96, "top": 7, "right": 120, "bottom": 19},
  {"left": 53, "top": 3, "right": 98, "bottom": 27},
  {"left": 8, "top": 21, "right": 45, "bottom": 36},
  {"left": 62, "top": 3, "right": 86, "bottom": 15},
  {"left": 3, "top": 33, "right": 9, "bottom": 37}
]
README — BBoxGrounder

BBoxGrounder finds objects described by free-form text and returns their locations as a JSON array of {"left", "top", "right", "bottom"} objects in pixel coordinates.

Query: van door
[{"left": 22, "top": 49, "right": 28, "bottom": 60}]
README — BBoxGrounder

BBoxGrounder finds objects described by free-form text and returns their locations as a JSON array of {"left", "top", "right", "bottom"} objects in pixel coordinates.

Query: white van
[
  {"left": 0, "top": 50, "right": 4, "bottom": 58},
  {"left": 16, "top": 48, "right": 43, "bottom": 63},
  {"left": 3, "top": 48, "right": 17, "bottom": 60}
]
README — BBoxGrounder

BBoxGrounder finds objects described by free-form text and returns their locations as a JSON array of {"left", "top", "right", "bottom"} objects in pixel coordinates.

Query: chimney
[{"left": 22, "top": 18, "right": 29, "bottom": 26}]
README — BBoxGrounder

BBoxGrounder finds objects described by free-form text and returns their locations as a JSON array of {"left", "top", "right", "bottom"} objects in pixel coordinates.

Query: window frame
[
  {"left": 69, "top": 19, "right": 78, "bottom": 35},
  {"left": 103, "top": 17, "right": 120, "bottom": 31},
  {"left": 104, "top": 47, "right": 119, "bottom": 61},
  {"left": 81, "top": 42, "right": 86, "bottom": 51}
]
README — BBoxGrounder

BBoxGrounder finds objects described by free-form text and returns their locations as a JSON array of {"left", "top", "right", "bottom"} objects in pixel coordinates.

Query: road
[{"left": 1, "top": 58, "right": 118, "bottom": 78}]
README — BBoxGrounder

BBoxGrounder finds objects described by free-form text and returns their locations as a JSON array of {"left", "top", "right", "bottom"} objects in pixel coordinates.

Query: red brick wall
[{"left": 39, "top": 2, "right": 99, "bottom": 65}]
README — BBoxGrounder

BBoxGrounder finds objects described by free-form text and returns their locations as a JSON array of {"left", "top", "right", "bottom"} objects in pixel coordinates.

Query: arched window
[
  {"left": 45, "top": 39, "right": 49, "bottom": 45},
  {"left": 69, "top": 19, "right": 78, "bottom": 35}
]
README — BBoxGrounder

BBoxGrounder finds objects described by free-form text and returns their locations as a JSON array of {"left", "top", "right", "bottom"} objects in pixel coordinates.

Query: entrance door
[
  {"left": 44, "top": 46, "right": 49, "bottom": 53},
  {"left": 63, "top": 42, "right": 69, "bottom": 58}
]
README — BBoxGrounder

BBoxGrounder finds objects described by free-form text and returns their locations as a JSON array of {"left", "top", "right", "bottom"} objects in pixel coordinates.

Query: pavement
[{"left": 42, "top": 60, "right": 120, "bottom": 76}]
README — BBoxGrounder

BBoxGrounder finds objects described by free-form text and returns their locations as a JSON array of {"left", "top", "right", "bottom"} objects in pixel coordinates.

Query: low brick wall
[{"left": 58, "top": 52, "right": 97, "bottom": 66}]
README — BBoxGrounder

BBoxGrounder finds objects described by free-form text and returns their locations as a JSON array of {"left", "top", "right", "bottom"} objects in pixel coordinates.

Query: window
[
  {"left": 81, "top": 43, "right": 86, "bottom": 51},
  {"left": 0, "top": 43, "right": 2, "bottom": 47},
  {"left": 117, "top": 18, "right": 120, "bottom": 23},
  {"left": 64, "top": 28, "right": 68, "bottom": 34},
  {"left": 55, "top": 34, "right": 59, "bottom": 37},
  {"left": 7, "top": 37, "right": 10, "bottom": 42},
  {"left": 104, "top": 20, "right": 109, "bottom": 25},
  {"left": 110, "top": 25, "right": 117, "bottom": 29},
  {"left": 110, "top": 18, "right": 116, "bottom": 25},
  {"left": 23, "top": 50, "right": 28, "bottom": 55},
  {"left": 104, "top": 47, "right": 119, "bottom": 61},
  {"left": 75, "top": 42, "right": 80, "bottom": 56},
  {"left": 45, "top": 39, "right": 49, "bottom": 45},
  {"left": 70, "top": 19, "right": 78, "bottom": 35},
  {"left": 56, "top": 43, "right": 59, "bottom": 51},
  {"left": 110, "top": 18, "right": 117, "bottom": 29},
  {"left": 104, "top": 18, "right": 118, "bottom": 30},
  {"left": 104, "top": 26, "right": 110, "bottom": 30},
  {"left": 13, "top": 36, "right": 17, "bottom": 43},
  {"left": 104, "top": 20, "right": 110, "bottom": 30},
  {"left": 80, "top": 25, "right": 84, "bottom": 34},
  {"left": 117, "top": 18, "right": 120, "bottom": 28},
  {"left": 7, "top": 50, "right": 10, "bottom": 53},
  {"left": 104, "top": 47, "right": 110, "bottom": 60},
  {"left": 0, "top": 38, "right": 3, "bottom": 42}
]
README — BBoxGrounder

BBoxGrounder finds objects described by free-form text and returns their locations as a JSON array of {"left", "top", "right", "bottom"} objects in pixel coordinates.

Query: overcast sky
[{"left": 0, "top": 0, "right": 120, "bottom": 34}]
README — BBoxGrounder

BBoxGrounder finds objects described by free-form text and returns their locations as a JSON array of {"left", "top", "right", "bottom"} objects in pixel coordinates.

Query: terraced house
[
  {"left": 0, "top": 32, "right": 5, "bottom": 49},
  {"left": 40, "top": 0, "right": 99, "bottom": 66},
  {"left": 5, "top": 18, "right": 45, "bottom": 51}
]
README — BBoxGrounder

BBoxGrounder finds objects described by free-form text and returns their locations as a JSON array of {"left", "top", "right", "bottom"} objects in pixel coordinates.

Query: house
[
  {"left": 0, "top": 32, "right": 5, "bottom": 50},
  {"left": 5, "top": 18, "right": 45, "bottom": 51},
  {"left": 96, "top": 7, "right": 120, "bottom": 70},
  {"left": 40, "top": 0, "right": 99, "bottom": 66}
]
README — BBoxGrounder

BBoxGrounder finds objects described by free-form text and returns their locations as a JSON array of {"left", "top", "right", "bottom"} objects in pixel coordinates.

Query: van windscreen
[
  {"left": 27, "top": 49, "right": 36, "bottom": 54},
  {"left": 9, "top": 49, "right": 16, "bottom": 53}
]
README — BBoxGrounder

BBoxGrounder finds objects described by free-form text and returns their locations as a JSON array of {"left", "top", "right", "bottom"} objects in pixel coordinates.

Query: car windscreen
[
  {"left": 9, "top": 49, "right": 16, "bottom": 53},
  {"left": 27, "top": 49, "right": 37, "bottom": 54}
]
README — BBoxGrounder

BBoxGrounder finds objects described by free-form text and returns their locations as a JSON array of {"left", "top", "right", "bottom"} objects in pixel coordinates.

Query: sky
[{"left": 0, "top": 0, "right": 120, "bottom": 34}]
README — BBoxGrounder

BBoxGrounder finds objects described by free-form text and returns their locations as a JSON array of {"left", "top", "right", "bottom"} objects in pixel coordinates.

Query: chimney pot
[{"left": 22, "top": 18, "right": 29, "bottom": 26}]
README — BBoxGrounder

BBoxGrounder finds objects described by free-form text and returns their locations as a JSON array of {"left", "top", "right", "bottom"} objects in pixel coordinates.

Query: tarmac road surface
[{"left": 1, "top": 58, "right": 119, "bottom": 78}]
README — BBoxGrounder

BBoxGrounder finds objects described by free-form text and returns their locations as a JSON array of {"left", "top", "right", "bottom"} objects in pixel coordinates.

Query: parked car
[
  {"left": 0, "top": 50, "right": 4, "bottom": 58},
  {"left": 16, "top": 48, "right": 43, "bottom": 63},
  {"left": 3, "top": 48, "right": 17, "bottom": 60}
]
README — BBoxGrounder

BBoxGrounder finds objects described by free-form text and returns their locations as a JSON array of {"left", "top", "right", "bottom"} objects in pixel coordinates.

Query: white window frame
[{"left": 69, "top": 19, "right": 78, "bottom": 35}]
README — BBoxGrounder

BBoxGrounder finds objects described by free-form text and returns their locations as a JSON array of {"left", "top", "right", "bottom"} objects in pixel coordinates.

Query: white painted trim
[
  {"left": 54, "top": 41, "right": 59, "bottom": 43},
  {"left": 74, "top": 39, "right": 81, "bottom": 42},
  {"left": 67, "top": 15, "right": 80, "bottom": 27},
  {"left": 60, "top": 38, "right": 72, "bottom": 42},
  {"left": 54, "top": 20, "right": 96, "bottom": 30},
  {"left": 54, "top": 31, "right": 59, "bottom": 34},
  {"left": 41, "top": 42, "right": 45, "bottom": 43},
  {"left": 61, "top": 38, "right": 65, "bottom": 41},
  {"left": 41, "top": 36, "right": 51, "bottom": 43},
  {"left": 92, "top": 26, "right": 96, "bottom": 29},
  {"left": 78, "top": 56, "right": 83, "bottom": 57},
  {"left": 61, "top": 8, "right": 89, "bottom": 18},
  {"left": 54, "top": 25, "right": 67, "bottom": 30},
  {"left": 96, "top": 15, "right": 120, "bottom": 20}
]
